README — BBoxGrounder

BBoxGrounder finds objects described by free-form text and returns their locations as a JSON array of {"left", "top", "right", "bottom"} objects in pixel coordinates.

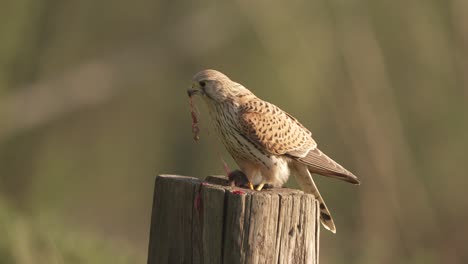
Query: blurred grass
[
  {"left": 0, "top": 0, "right": 467, "bottom": 263},
  {"left": 0, "top": 197, "right": 143, "bottom": 264}
]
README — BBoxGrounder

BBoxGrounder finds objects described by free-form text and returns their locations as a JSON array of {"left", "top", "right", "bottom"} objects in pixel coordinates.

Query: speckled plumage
[{"left": 189, "top": 69, "right": 360, "bottom": 233}]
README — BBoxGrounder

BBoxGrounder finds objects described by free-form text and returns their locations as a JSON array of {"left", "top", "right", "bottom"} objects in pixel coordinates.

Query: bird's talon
[
  {"left": 248, "top": 182, "right": 254, "bottom": 190},
  {"left": 255, "top": 183, "right": 265, "bottom": 191}
]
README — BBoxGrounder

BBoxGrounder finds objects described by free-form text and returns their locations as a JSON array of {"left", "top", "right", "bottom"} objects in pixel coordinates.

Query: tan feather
[
  {"left": 298, "top": 148, "right": 360, "bottom": 185},
  {"left": 291, "top": 162, "right": 336, "bottom": 233},
  {"left": 238, "top": 100, "right": 315, "bottom": 156},
  {"left": 239, "top": 99, "right": 359, "bottom": 184},
  {"left": 190, "top": 69, "right": 360, "bottom": 233}
]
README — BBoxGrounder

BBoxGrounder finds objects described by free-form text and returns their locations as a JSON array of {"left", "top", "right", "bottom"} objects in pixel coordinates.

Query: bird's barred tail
[
  {"left": 292, "top": 162, "right": 336, "bottom": 233},
  {"left": 314, "top": 190, "right": 336, "bottom": 234}
]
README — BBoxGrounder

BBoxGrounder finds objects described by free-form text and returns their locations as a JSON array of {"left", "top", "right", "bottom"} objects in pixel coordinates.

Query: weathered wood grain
[
  {"left": 201, "top": 183, "right": 226, "bottom": 264},
  {"left": 148, "top": 175, "right": 319, "bottom": 264},
  {"left": 147, "top": 175, "right": 201, "bottom": 264}
]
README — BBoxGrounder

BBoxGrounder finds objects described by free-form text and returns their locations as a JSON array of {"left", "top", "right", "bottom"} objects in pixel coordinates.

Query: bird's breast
[
  {"left": 209, "top": 103, "right": 290, "bottom": 186},
  {"left": 210, "top": 104, "right": 265, "bottom": 163}
]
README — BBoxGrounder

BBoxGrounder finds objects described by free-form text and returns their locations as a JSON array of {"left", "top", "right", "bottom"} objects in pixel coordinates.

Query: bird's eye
[{"left": 199, "top": 81, "right": 206, "bottom": 87}]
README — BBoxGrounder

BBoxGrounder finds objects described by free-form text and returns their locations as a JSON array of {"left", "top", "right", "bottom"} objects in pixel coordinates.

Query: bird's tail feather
[{"left": 291, "top": 162, "right": 336, "bottom": 233}]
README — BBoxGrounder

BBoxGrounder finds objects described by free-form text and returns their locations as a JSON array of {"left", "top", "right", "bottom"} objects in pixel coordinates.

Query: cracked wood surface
[{"left": 148, "top": 175, "right": 319, "bottom": 264}]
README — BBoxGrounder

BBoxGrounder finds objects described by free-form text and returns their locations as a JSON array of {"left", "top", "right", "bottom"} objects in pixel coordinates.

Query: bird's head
[{"left": 187, "top": 69, "right": 252, "bottom": 104}]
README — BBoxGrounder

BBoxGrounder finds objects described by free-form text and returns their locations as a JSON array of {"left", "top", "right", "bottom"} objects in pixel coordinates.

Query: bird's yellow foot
[
  {"left": 248, "top": 182, "right": 254, "bottom": 190},
  {"left": 255, "top": 183, "right": 265, "bottom": 191}
]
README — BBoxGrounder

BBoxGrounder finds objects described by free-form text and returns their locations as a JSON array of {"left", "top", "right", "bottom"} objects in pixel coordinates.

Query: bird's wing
[
  {"left": 238, "top": 100, "right": 360, "bottom": 184},
  {"left": 238, "top": 100, "right": 316, "bottom": 157},
  {"left": 298, "top": 147, "right": 360, "bottom": 184}
]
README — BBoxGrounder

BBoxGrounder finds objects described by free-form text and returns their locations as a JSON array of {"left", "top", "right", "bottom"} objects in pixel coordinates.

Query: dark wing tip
[
  {"left": 324, "top": 170, "right": 360, "bottom": 185},
  {"left": 343, "top": 173, "right": 361, "bottom": 185},
  {"left": 297, "top": 148, "right": 361, "bottom": 185}
]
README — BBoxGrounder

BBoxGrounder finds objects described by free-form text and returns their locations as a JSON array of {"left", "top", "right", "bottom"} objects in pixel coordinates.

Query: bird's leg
[{"left": 255, "top": 183, "right": 265, "bottom": 191}]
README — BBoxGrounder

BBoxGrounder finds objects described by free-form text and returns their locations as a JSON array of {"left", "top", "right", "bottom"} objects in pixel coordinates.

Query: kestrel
[{"left": 187, "top": 69, "right": 359, "bottom": 233}]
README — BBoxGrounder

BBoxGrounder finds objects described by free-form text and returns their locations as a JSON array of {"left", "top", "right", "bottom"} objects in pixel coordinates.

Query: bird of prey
[{"left": 187, "top": 69, "right": 359, "bottom": 233}]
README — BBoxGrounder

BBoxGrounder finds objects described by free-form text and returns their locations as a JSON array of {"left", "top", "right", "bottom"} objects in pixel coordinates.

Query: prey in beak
[{"left": 187, "top": 87, "right": 201, "bottom": 141}]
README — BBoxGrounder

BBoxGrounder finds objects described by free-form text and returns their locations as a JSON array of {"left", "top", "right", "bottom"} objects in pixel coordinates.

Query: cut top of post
[{"left": 147, "top": 175, "right": 320, "bottom": 264}]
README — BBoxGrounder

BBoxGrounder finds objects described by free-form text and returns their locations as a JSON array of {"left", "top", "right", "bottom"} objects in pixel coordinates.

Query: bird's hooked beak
[
  {"left": 187, "top": 82, "right": 205, "bottom": 97},
  {"left": 187, "top": 89, "right": 200, "bottom": 97}
]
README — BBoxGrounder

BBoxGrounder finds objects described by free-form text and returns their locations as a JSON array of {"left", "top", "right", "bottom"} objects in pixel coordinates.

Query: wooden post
[{"left": 147, "top": 175, "right": 320, "bottom": 264}]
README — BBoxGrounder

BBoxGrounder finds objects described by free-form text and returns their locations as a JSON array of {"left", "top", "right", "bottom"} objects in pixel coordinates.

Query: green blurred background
[{"left": 1, "top": 0, "right": 467, "bottom": 263}]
